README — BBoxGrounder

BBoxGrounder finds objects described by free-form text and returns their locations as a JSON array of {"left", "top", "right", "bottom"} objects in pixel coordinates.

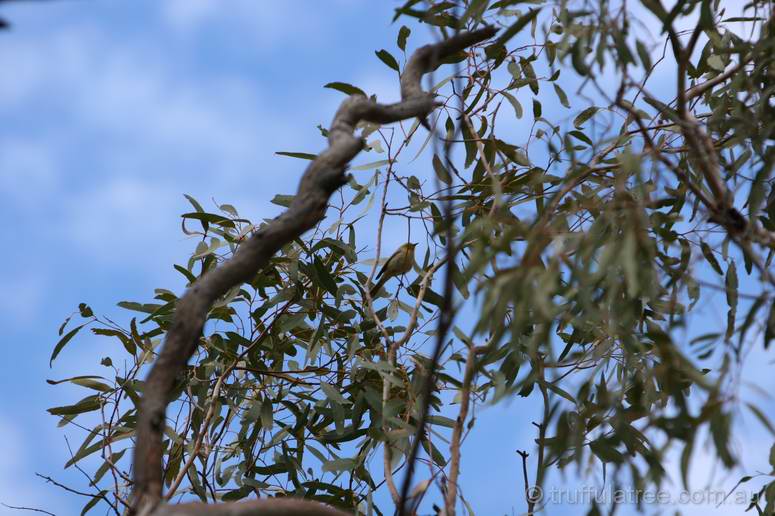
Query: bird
[{"left": 369, "top": 242, "right": 417, "bottom": 297}]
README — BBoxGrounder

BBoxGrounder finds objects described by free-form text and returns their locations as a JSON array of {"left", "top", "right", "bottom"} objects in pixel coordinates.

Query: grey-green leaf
[
  {"left": 50, "top": 323, "right": 87, "bottom": 366},
  {"left": 375, "top": 49, "right": 400, "bottom": 72}
]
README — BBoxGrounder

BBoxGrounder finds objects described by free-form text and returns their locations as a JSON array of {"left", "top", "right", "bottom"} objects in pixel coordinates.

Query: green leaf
[
  {"left": 322, "top": 458, "right": 356, "bottom": 472},
  {"left": 433, "top": 154, "right": 451, "bottom": 185},
  {"left": 643, "top": 95, "right": 679, "bottom": 122},
  {"left": 725, "top": 261, "right": 738, "bottom": 340},
  {"left": 700, "top": 240, "right": 723, "bottom": 275},
  {"left": 92, "top": 327, "right": 135, "bottom": 355},
  {"left": 270, "top": 194, "right": 295, "bottom": 207},
  {"left": 47, "top": 376, "right": 112, "bottom": 393},
  {"left": 748, "top": 162, "right": 771, "bottom": 216},
  {"left": 764, "top": 299, "right": 775, "bottom": 350},
  {"left": 48, "top": 396, "right": 102, "bottom": 416},
  {"left": 375, "top": 49, "right": 400, "bottom": 72},
  {"left": 50, "top": 323, "right": 87, "bottom": 366},
  {"left": 421, "top": 438, "right": 447, "bottom": 467},
  {"left": 397, "top": 26, "right": 411, "bottom": 51},
  {"left": 253, "top": 463, "right": 289, "bottom": 475},
  {"left": 117, "top": 301, "right": 158, "bottom": 314},
  {"left": 260, "top": 398, "right": 273, "bottom": 430},
  {"left": 78, "top": 303, "right": 93, "bottom": 318},
  {"left": 553, "top": 84, "right": 570, "bottom": 108},
  {"left": 707, "top": 54, "right": 725, "bottom": 72},
  {"left": 350, "top": 175, "right": 373, "bottom": 205},
  {"left": 174, "top": 264, "right": 197, "bottom": 284},
  {"left": 495, "top": 139, "right": 530, "bottom": 166},
  {"left": 220, "top": 203, "right": 238, "bottom": 217},
  {"left": 80, "top": 490, "right": 107, "bottom": 515},
  {"left": 590, "top": 439, "right": 624, "bottom": 463},
  {"left": 183, "top": 194, "right": 204, "bottom": 213},
  {"left": 313, "top": 257, "right": 338, "bottom": 296},
  {"left": 710, "top": 410, "right": 735, "bottom": 467},
  {"left": 58, "top": 315, "right": 72, "bottom": 337},
  {"left": 351, "top": 159, "right": 390, "bottom": 171},
  {"left": 636, "top": 39, "right": 652, "bottom": 70},
  {"left": 321, "top": 382, "right": 349, "bottom": 405},
  {"left": 520, "top": 57, "right": 539, "bottom": 94},
  {"left": 64, "top": 428, "right": 132, "bottom": 469},
  {"left": 222, "top": 486, "right": 251, "bottom": 502},
  {"left": 546, "top": 381, "right": 576, "bottom": 404},
  {"left": 501, "top": 90, "right": 523, "bottom": 119},
  {"left": 532, "top": 98, "right": 542, "bottom": 118},
  {"left": 275, "top": 151, "right": 317, "bottom": 160},
  {"left": 181, "top": 212, "right": 235, "bottom": 228},
  {"left": 568, "top": 130, "right": 593, "bottom": 146},
  {"left": 571, "top": 38, "right": 590, "bottom": 75},
  {"left": 312, "top": 237, "right": 357, "bottom": 263},
  {"left": 94, "top": 450, "right": 127, "bottom": 485},
  {"left": 324, "top": 82, "right": 366, "bottom": 97},
  {"left": 573, "top": 107, "right": 599, "bottom": 128},
  {"left": 460, "top": 0, "right": 488, "bottom": 26},
  {"left": 428, "top": 415, "right": 456, "bottom": 428}
]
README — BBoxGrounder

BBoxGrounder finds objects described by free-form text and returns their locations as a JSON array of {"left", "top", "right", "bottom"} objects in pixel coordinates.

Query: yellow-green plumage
[{"left": 370, "top": 243, "right": 417, "bottom": 297}]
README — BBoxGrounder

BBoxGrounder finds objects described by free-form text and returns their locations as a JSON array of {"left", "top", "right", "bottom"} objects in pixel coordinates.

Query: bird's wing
[{"left": 375, "top": 252, "right": 397, "bottom": 280}]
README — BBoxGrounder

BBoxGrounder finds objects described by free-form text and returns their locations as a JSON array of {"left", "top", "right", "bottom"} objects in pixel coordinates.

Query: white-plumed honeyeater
[{"left": 369, "top": 242, "right": 417, "bottom": 297}]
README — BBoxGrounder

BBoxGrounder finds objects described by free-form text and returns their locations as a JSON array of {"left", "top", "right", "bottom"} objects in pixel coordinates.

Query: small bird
[{"left": 369, "top": 242, "right": 417, "bottom": 297}]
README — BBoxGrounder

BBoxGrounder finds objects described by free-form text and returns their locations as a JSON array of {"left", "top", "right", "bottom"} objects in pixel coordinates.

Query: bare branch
[
  {"left": 443, "top": 342, "right": 477, "bottom": 515},
  {"left": 1, "top": 503, "right": 56, "bottom": 516},
  {"left": 685, "top": 55, "right": 753, "bottom": 100}
]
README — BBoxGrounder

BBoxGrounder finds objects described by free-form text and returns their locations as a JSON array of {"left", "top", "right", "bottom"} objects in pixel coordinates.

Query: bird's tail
[{"left": 369, "top": 276, "right": 388, "bottom": 298}]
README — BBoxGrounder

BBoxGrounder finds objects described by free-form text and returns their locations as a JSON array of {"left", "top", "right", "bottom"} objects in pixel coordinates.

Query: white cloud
[
  {"left": 0, "top": 22, "right": 306, "bottom": 183},
  {"left": 158, "top": 0, "right": 322, "bottom": 50},
  {"left": 0, "top": 20, "right": 315, "bottom": 270},
  {"left": 59, "top": 175, "right": 184, "bottom": 264},
  {"left": 79, "top": 58, "right": 266, "bottom": 174}
]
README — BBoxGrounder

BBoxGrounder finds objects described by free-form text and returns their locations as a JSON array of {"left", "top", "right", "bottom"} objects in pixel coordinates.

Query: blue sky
[{"left": 1, "top": 1, "right": 774, "bottom": 515}]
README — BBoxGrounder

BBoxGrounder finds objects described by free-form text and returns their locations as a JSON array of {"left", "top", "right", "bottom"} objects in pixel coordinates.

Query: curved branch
[{"left": 130, "top": 26, "right": 497, "bottom": 516}]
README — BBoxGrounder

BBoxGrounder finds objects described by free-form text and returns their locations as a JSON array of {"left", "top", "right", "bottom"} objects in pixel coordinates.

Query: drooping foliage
[{"left": 48, "top": 1, "right": 775, "bottom": 514}]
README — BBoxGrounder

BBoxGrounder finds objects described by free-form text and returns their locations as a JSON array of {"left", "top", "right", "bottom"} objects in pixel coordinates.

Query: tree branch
[
  {"left": 443, "top": 341, "right": 477, "bottom": 515},
  {"left": 130, "top": 25, "right": 497, "bottom": 516}
]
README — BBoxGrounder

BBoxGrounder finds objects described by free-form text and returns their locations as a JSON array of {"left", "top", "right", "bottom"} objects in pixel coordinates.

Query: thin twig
[
  {"left": 36, "top": 473, "right": 118, "bottom": 514},
  {"left": 1, "top": 503, "right": 56, "bottom": 516},
  {"left": 443, "top": 341, "right": 477, "bottom": 515},
  {"left": 516, "top": 450, "right": 531, "bottom": 513}
]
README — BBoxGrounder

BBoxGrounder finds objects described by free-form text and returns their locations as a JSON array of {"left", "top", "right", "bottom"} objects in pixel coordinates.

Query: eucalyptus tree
[{"left": 48, "top": 1, "right": 775, "bottom": 515}]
